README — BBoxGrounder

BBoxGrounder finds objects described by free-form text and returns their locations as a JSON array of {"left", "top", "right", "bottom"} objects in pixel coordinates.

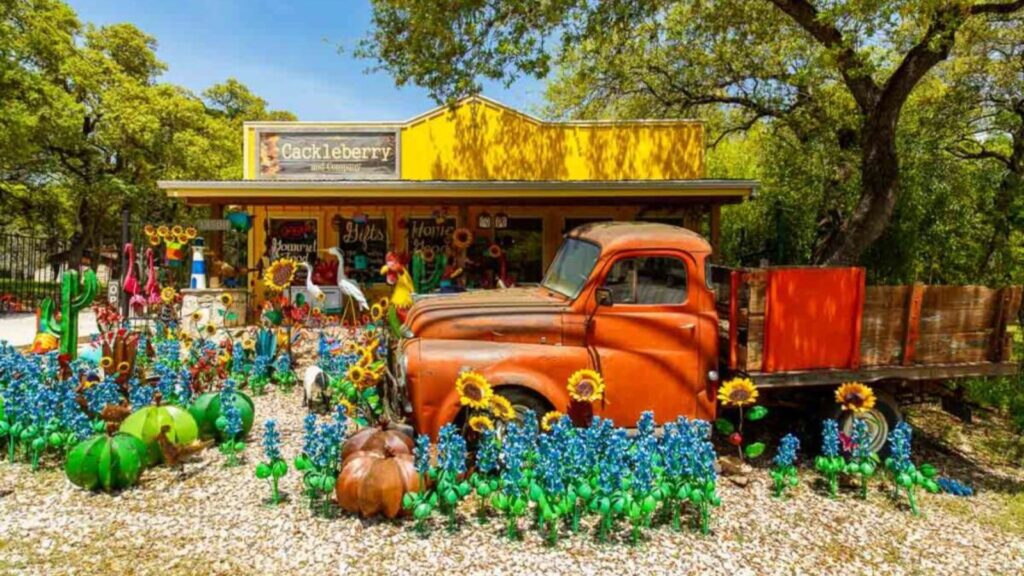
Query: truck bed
[{"left": 711, "top": 266, "right": 1022, "bottom": 388}]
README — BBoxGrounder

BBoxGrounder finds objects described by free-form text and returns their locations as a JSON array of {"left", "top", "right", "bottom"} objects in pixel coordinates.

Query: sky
[{"left": 67, "top": 0, "right": 545, "bottom": 121}]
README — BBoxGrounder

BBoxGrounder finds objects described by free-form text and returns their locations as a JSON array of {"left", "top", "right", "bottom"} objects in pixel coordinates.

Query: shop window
[
  {"left": 333, "top": 214, "right": 388, "bottom": 283},
  {"left": 601, "top": 256, "right": 687, "bottom": 305},
  {"left": 495, "top": 217, "right": 544, "bottom": 284},
  {"left": 563, "top": 217, "right": 612, "bottom": 234}
]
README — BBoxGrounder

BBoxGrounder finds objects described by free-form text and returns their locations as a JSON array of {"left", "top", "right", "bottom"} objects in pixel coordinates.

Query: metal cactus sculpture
[
  {"left": 411, "top": 251, "right": 446, "bottom": 293},
  {"left": 41, "top": 269, "right": 99, "bottom": 359}
]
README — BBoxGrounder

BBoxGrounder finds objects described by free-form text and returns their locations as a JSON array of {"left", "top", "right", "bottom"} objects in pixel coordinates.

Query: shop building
[{"left": 159, "top": 96, "right": 756, "bottom": 301}]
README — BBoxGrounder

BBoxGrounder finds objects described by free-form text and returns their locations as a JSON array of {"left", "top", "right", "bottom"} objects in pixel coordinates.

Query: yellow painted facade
[{"left": 240, "top": 96, "right": 705, "bottom": 182}]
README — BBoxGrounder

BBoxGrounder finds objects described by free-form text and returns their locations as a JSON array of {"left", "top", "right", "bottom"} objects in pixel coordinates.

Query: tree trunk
[{"left": 814, "top": 119, "right": 901, "bottom": 266}]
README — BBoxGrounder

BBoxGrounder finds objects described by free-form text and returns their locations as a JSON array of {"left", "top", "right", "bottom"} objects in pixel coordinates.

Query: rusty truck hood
[{"left": 404, "top": 287, "right": 570, "bottom": 344}]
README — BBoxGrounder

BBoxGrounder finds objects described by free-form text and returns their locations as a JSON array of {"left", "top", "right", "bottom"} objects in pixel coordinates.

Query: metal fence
[{"left": 0, "top": 234, "right": 72, "bottom": 314}]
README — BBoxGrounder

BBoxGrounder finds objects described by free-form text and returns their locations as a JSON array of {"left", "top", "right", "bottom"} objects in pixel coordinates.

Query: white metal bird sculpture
[
  {"left": 300, "top": 262, "right": 326, "bottom": 307},
  {"left": 326, "top": 247, "right": 369, "bottom": 323}
]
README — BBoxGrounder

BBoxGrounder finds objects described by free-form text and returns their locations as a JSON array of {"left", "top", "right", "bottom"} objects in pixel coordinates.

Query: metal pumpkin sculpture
[
  {"left": 65, "top": 433, "right": 148, "bottom": 492},
  {"left": 339, "top": 423, "right": 414, "bottom": 463},
  {"left": 119, "top": 405, "right": 199, "bottom": 466},
  {"left": 336, "top": 447, "right": 421, "bottom": 519}
]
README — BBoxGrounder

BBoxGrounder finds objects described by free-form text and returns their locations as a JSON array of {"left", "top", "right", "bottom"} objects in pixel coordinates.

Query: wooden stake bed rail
[{"left": 711, "top": 265, "right": 1022, "bottom": 388}]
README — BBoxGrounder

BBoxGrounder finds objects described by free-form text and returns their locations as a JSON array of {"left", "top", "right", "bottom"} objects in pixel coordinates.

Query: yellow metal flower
[
  {"left": 455, "top": 371, "right": 493, "bottom": 409},
  {"left": 143, "top": 224, "right": 156, "bottom": 236},
  {"left": 337, "top": 399, "right": 357, "bottom": 418},
  {"left": 190, "top": 310, "right": 203, "bottom": 322},
  {"left": 160, "top": 286, "right": 177, "bottom": 304},
  {"left": 264, "top": 258, "right": 298, "bottom": 292},
  {"left": 241, "top": 338, "right": 256, "bottom": 351},
  {"left": 171, "top": 225, "right": 184, "bottom": 237},
  {"left": 357, "top": 347, "right": 374, "bottom": 367},
  {"left": 203, "top": 323, "right": 217, "bottom": 338},
  {"left": 541, "top": 411, "right": 565, "bottom": 432},
  {"left": 718, "top": 378, "right": 759, "bottom": 407},
  {"left": 100, "top": 356, "right": 114, "bottom": 370},
  {"left": 176, "top": 233, "right": 190, "bottom": 244},
  {"left": 157, "top": 225, "right": 170, "bottom": 238},
  {"left": 218, "top": 293, "right": 234, "bottom": 307},
  {"left": 378, "top": 296, "right": 390, "bottom": 310},
  {"left": 185, "top": 226, "right": 198, "bottom": 239},
  {"left": 218, "top": 352, "right": 230, "bottom": 366},
  {"left": 489, "top": 395, "right": 516, "bottom": 421},
  {"left": 370, "top": 303, "right": 383, "bottom": 321},
  {"left": 347, "top": 364, "right": 367, "bottom": 384},
  {"left": 835, "top": 382, "right": 877, "bottom": 414},
  {"left": 567, "top": 369, "right": 605, "bottom": 403},
  {"left": 452, "top": 228, "right": 473, "bottom": 249},
  {"left": 148, "top": 234, "right": 161, "bottom": 247},
  {"left": 342, "top": 340, "right": 358, "bottom": 354},
  {"left": 468, "top": 415, "right": 495, "bottom": 433},
  {"left": 117, "top": 361, "right": 130, "bottom": 373}
]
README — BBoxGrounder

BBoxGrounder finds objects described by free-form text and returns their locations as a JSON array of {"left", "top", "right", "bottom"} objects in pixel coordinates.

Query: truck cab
[{"left": 395, "top": 222, "right": 720, "bottom": 438}]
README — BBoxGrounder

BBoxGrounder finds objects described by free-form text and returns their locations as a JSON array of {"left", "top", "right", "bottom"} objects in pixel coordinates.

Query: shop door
[{"left": 588, "top": 252, "right": 702, "bottom": 426}]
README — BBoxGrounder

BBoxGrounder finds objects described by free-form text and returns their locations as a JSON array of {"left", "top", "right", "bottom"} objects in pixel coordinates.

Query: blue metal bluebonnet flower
[
  {"left": 631, "top": 411, "right": 658, "bottom": 492},
  {"left": 231, "top": 341, "right": 246, "bottom": 374},
  {"left": 476, "top": 429, "right": 500, "bottom": 474},
  {"left": 219, "top": 380, "right": 243, "bottom": 439},
  {"left": 262, "top": 419, "right": 282, "bottom": 461},
  {"left": 437, "top": 423, "right": 466, "bottom": 475},
  {"left": 129, "top": 380, "right": 155, "bottom": 410},
  {"left": 414, "top": 434, "right": 431, "bottom": 475},
  {"left": 821, "top": 419, "right": 840, "bottom": 457},
  {"left": 773, "top": 433, "right": 800, "bottom": 468},
  {"left": 302, "top": 413, "right": 317, "bottom": 455},
  {"left": 887, "top": 421, "right": 913, "bottom": 473},
  {"left": 937, "top": 476, "right": 974, "bottom": 497},
  {"left": 852, "top": 418, "right": 872, "bottom": 459},
  {"left": 84, "top": 378, "right": 122, "bottom": 413},
  {"left": 500, "top": 422, "right": 529, "bottom": 497},
  {"left": 537, "top": 432, "right": 565, "bottom": 494}
]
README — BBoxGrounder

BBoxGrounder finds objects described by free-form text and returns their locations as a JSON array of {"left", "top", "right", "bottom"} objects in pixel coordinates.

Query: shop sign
[
  {"left": 408, "top": 217, "right": 456, "bottom": 253},
  {"left": 334, "top": 215, "right": 388, "bottom": 281},
  {"left": 256, "top": 128, "right": 399, "bottom": 180},
  {"left": 196, "top": 219, "right": 230, "bottom": 231},
  {"left": 268, "top": 218, "right": 318, "bottom": 262}
]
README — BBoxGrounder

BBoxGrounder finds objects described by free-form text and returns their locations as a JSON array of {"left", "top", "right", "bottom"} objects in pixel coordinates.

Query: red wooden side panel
[{"left": 761, "top": 267, "right": 866, "bottom": 372}]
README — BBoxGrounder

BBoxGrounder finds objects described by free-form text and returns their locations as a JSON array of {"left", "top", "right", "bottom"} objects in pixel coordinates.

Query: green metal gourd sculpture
[
  {"left": 65, "top": 432, "right": 148, "bottom": 493},
  {"left": 189, "top": 390, "right": 255, "bottom": 441},
  {"left": 41, "top": 269, "right": 99, "bottom": 359}
]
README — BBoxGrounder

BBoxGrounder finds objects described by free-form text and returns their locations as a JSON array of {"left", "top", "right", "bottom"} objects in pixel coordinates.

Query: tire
[
  {"left": 832, "top": 390, "right": 902, "bottom": 455},
  {"left": 496, "top": 387, "right": 552, "bottom": 422}
]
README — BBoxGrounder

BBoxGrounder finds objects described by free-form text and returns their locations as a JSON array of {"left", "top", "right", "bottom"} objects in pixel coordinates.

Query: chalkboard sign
[
  {"left": 407, "top": 217, "right": 456, "bottom": 253},
  {"left": 335, "top": 215, "right": 388, "bottom": 282},
  {"left": 269, "top": 218, "right": 318, "bottom": 262}
]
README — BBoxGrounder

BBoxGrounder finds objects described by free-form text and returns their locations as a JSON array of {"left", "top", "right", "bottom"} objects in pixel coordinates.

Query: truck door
[{"left": 587, "top": 251, "right": 702, "bottom": 425}]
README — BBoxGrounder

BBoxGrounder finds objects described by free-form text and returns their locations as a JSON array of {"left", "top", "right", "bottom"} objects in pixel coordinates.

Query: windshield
[{"left": 542, "top": 238, "right": 601, "bottom": 298}]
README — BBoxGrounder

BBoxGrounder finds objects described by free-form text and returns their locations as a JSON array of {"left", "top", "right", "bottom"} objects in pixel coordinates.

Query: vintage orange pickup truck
[{"left": 389, "top": 222, "right": 1022, "bottom": 450}]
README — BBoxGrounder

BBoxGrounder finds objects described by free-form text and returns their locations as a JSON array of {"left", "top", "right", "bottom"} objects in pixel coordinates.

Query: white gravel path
[{"left": 1, "top": 388, "right": 1022, "bottom": 576}]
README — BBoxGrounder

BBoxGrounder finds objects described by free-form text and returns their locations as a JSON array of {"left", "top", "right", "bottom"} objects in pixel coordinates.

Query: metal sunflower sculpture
[
  {"left": 263, "top": 258, "right": 299, "bottom": 293},
  {"left": 565, "top": 368, "right": 605, "bottom": 427},
  {"left": 455, "top": 370, "right": 493, "bottom": 409},
  {"left": 715, "top": 377, "right": 769, "bottom": 462},
  {"left": 835, "top": 382, "right": 876, "bottom": 414}
]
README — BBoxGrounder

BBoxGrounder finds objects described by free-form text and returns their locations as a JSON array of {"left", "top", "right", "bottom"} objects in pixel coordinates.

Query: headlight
[{"left": 707, "top": 370, "right": 719, "bottom": 382}]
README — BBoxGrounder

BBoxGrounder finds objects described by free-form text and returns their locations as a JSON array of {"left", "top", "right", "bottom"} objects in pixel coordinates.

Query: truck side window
[{"left": 602, "top": 256, "right": 687, "bottom": 304}]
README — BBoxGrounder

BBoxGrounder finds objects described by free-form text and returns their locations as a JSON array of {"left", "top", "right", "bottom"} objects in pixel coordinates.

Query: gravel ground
[{"left": 1, "top": 389, "right": 1022, "bottom": 576}]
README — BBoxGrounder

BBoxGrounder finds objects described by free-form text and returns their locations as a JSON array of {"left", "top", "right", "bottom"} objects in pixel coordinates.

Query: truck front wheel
[
  {"left": 833, "top": 390, "right": 902, "bottom": 455},
  {"left": 495, "top": 387, "right": 553, "bottom": 425}
]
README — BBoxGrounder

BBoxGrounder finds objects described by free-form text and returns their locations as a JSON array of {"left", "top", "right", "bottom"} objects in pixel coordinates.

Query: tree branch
[
  {"left": 968, "top": 0, "right": 1024, "bottom": 15},
  {"left": 768, "top": 0, "right": 880, "bottom": 112}
]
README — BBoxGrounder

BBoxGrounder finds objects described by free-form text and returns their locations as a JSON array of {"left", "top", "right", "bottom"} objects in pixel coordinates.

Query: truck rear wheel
[{"left": 832, "top": 390, "right": 902, "bottom": 454}]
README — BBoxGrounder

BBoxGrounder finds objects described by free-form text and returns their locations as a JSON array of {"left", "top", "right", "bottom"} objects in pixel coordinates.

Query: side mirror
[{"left": 595, "top": 287, "right": 613, "bottom": 307}]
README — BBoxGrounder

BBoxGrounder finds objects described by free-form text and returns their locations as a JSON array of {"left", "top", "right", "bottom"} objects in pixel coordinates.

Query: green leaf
[
  {"left": 255, "top": 463, "right": 272, "bottom": 479},
  {"left": 744, "top": 442, "right": 766, "bottom": 458},
  {"left": 714, "top": 418, "right": 735, "bottom": 435},
  {"left": 920, "top": 463, "right": 937, "bottom": 478},
  {"left": 746, "top": 405, "right": 768, "bottom": 421}
]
